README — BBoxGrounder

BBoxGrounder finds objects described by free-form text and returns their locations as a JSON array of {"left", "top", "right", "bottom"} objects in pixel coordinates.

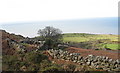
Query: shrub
[
  {"left": 25, "top": 52, "right": 48, "bottom": 64},
  {"left": 2, "top": 55, "right": 21, "bottom": 71},
  {"left": 42, "top": 64, "right": 62, "bottom": 73}
]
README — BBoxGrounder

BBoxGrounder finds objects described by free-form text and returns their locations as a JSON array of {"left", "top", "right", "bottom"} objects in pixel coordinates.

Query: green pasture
[
  {"left": 104, "top": 44, "right": 119, "bottom": 50},
  {"left": 63, "top": 33, "right": 119, "bottom": 50},
  {"left": 63, "top": 33, "right": 118, "bottom": 42},
  {"left": 63, "top": 37, "right": 89, "bottom": 42},
  {"left": 97, "top": 43, "right": 119, "bottom": 50}
]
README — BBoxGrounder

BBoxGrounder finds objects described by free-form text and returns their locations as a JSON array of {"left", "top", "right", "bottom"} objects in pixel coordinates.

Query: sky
[
  {"left": 0, "top": 0, "right": 119, "bottom": 37},
  {"left": 1, "top": 17, "right": 118, "bottom": 37}
]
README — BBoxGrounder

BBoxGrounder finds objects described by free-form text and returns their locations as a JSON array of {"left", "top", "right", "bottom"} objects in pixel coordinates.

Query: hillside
[
  {"left": 63, "top": 33, "right": 119, "bottom": 50},
  {"left": 1, "top": 30, "right": 40, "bottom": 55},
  {"left": 1, "top": 30, "right": 120, "bottom": 72},
  {"left": 1, "top": 30, "right": 25, "bottom": 41},
  {"left": 1, "top": 30, "right": 24, "bottom": 55}
]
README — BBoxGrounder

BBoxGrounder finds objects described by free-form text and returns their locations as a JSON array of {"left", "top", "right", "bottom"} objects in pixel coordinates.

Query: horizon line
[{"left": 0, "top": 17, "right": 117, "bottom": 25}]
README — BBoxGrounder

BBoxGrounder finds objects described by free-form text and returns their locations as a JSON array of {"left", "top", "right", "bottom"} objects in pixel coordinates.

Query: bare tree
[{"left": 38, "top": 26, "right": 62, "bottom": 49}]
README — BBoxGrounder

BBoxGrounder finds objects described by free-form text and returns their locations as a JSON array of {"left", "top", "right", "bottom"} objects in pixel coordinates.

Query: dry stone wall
[{"left": 47, "top": 49, "right": 120, "bottom": 71}]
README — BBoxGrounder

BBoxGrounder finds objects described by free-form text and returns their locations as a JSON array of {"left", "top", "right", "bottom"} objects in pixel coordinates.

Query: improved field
[
  {"left": 63, "top": 33, "right": 118, "bottom": 42},
  {"left": 104, "top": 44, "right": 119, "bottom": 50},
  {"left": 63, "top": 33, "right": 119, "bottom": 50}
]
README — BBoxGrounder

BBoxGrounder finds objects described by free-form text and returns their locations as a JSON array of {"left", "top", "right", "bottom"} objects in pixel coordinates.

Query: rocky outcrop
[{"left": 47, "top": 49, "right": 120, "bottom": 71}]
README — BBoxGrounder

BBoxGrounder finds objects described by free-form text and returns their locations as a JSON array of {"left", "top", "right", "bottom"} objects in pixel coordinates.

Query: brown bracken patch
[{"left": 67, "top": 47, "right": 119, "bottom": 60}]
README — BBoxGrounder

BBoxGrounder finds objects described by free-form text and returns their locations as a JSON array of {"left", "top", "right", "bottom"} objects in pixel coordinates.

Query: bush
[
  {"left": 25, "top": 52, "right": 48, "bottom": 64},
  {"left": 2, "top": 55, "right": 21, "bottom": 71},
  {"left": 66, "top": 64, "right": 76, "bottom": 71},
  {"left": 42, "top": 64, "right": 63, "bottom": 73}
]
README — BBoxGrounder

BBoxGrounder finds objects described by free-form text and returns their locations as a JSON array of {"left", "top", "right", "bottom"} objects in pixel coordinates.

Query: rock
[
  {"left": 87, "top": 59, "right": 91, "bottom": 62},
  {"left": 95, "top": 65, "right": 99, "bottom": 69},
  {"left": 79, "top": 62, "right": 84, "bottom": 65},
  {"left": 66, "top": 57, "right": 70, "bottom": 60},
  {"left": 91, "top": 62, "right": 94, "bottom": 67},
  {"left": 77, "top": 61, "right": 80, "bottom": 63},
  {"left": 102, "top": 56, "right": 106, "bottom": 59},
  {"left": 105, "top": 57, "right": 109, "bottom": 60},
  {"left": 52, "top": 61, "right": 55, "bottom": 63},
  {"left": 86, "top": 62, "right": 91, "bottom": 65},
  {"left": 70, "top": 53, "right": 73, "bottom": 56},
  {"left": 115, "top": 64, "right": 118, "bottom": 68},
  {"left": 20, "top": 66, "right": 27, "bottom": 71},
  {"left": 77, "top": 56, "right": 80, "bottom": 60},
  {"left": 73, "top": 60, "right": 77, "bottom": 63},
  {"left": 101, "top": 63, "right": 105, "bottom": 66},
  {"left": 74, "top": 57, "right": 78, "bottom": 60},
  {"left": 109, "top": 59, "right": 113, "bottom": 62},
  {"left": 88, "top": 54, "right": 94, "bottom": 57},
  {"left": 93, "top": 59, "right": 98, "bottom": 63},
  {"left": 116, "top": 59, "right": 120, "bottom": 64}
]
